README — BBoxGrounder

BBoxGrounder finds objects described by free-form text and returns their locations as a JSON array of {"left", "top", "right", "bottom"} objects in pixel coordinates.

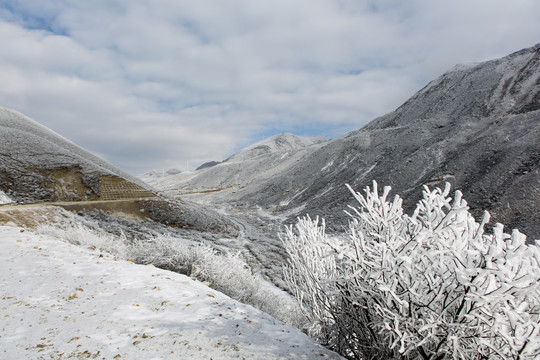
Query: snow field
[{"left": 0, "top": 226, "right": 342, "bottom": 359}]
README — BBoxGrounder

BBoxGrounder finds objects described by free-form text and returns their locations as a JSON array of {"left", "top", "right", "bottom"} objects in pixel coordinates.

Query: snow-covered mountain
[
  {"left": 280, "top": 44, "right": 540, "bottom": 237},
  {"left": 225, "top": 133, "right": 327, "bottom": 163},
  {"left": 145, "top": 44, "right": 540, "bottom": 239},
  {"left": 0, "top": 107, "right": 154, "bottom": 203},
  {"left": 0, "top": 107, "right": 242, "bottom": 238},
  {"left": 141, "top": 133, "right": 328, "bottom": 197}
]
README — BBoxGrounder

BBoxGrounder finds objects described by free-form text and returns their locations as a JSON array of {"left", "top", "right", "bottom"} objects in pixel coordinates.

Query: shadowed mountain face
[
  {"left": 146, "top": 44, "right": 540, "bottom": 239},
  {"left": 262, "top": 44, "right": 540, "bottom": 238}
]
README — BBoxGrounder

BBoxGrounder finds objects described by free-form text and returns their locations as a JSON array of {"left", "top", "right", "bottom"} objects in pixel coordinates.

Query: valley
[
  {"left": 1, "top": 43, "right": 538, "bottom": 359},
  {"left": 144, "top": 44, "right": 540, "bottom": 240}
]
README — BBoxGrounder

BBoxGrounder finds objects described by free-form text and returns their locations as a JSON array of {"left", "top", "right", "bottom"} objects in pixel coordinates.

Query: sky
[{"left": 0, "top": 0, "right": 539, "bottom": 175}]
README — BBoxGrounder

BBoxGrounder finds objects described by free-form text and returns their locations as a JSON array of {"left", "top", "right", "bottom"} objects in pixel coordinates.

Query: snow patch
[
  {"left": 0, "top": 190, "right": 13, "bottom": 204},
  {"left": 322, "top": 160, "right": 334, "bottom": 172}
]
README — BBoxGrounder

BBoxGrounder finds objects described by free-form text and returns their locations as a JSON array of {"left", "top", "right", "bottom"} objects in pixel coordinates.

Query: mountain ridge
[
  {"left": 140, "top": 132, "right": 329, "bottom": 194},
  {"left": 145, "top": 43, "right": 540, "bottom": 239},
  {"left": 224, "top": 133, "right": 327, "bottom": 163}
]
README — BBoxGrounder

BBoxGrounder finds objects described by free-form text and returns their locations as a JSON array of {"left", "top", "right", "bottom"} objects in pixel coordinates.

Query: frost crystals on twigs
[{"left": 282, "top": 181, "right": 539, "bottom": 360}]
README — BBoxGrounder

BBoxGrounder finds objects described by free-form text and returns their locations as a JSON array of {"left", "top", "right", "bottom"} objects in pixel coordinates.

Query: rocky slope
[
  {"left": 145, "top": 44, "right": 540, "bottom": 239},
  {"left": 269, "top": 43, "right": 540, "bottom": 238}
]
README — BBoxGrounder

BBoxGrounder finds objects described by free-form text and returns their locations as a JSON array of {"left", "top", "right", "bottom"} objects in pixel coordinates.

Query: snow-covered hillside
[
  {"left": 225, "top": 133, "right": 327, "bottom": 163},
  {"left": 143, "top": 44, "right": 540, "bottom": 238},
  {"left": 0, "top": 107, "right": 147, "bottom": 183},
  {"left": 0, "top": 225, "right": 342, "bottom": 359},
  {"left": 141, "top": 133, "right": 328, "bottom": 199},
  {"left": 0, "top": 106, "right": 154, "bottom": 203}
]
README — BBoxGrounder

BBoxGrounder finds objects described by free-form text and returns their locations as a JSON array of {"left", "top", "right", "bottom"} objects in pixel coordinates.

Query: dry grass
[{"left": 0, "top": 206, "right": 69, "bottom": 229}]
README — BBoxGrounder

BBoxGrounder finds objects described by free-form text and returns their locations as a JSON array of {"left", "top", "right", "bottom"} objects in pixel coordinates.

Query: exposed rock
[{"left": 166, "top": 168, "right": 182, "bottom": 175}]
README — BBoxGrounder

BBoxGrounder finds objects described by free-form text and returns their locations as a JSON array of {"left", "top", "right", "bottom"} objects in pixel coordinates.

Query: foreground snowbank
[{"left": 0, "top": 225, "right": 341, "bottom": 359}]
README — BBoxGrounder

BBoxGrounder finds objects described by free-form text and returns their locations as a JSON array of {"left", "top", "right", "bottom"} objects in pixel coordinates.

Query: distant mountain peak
[{"left": 225, "top": 133, "right": 327, "bottom": 163}]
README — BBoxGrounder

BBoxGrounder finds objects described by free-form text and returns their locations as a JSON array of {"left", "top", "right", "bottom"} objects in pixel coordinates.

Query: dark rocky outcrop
[{"left": 196, "top": 161, "right": 221, "bottom": 170}]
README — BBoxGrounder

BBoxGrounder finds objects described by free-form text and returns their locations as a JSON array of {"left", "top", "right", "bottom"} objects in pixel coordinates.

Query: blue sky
[{"left": 0, "top": 0, "right": 539, "bottom": 174}]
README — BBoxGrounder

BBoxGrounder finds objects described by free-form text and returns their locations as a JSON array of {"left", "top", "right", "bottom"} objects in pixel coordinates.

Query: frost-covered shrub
[
  {"left": 38, "top": 221, "right": 301, "bottom": 326},
  {"left": 134, "top": 237, "right": 303, "bottom": 325},
  {"left": 39, "top": 222, "right": 129, "bottom": 258},
  {"left": 282, "top": 181, "right": 540, "bottom": 360}
]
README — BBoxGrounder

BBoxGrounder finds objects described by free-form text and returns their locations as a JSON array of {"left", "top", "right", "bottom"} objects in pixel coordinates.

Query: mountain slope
[
  {"left": 265, "top": 44, "right": 540, "bottom": 237},
  {"left": 0, "top": 225, "right": 341, "bottom": 359},
  {"left": 147, "top": 44, "right": 540, "bottom": 238},
  {"left": 0, "top": 107, "right": 154, "bottom": 203},
  {"left": 0, "top": 107, "right": 241, "bottom": 238},
  {"left": 254, "top": 44, "right": 539, "bottom": 237},
  {"left": 141, "top": 133, "right": 328, "bottom": 197},
  {"left": 225, "top": 133, "right": 327, "bottom": 163}
]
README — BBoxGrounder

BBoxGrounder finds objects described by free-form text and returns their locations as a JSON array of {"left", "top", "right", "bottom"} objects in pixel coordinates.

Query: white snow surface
[
  {"left": 140, "top": 133, "right": 328, "bottom": 199},
  {"left": 0, "top": 225, "right": 341, "bottom": 359},
  {"left": 0, "top": 190, "right": 12, "bottom": 204},
  {"left": 226, "top": 133, "right": 327, "bottom": 163}
]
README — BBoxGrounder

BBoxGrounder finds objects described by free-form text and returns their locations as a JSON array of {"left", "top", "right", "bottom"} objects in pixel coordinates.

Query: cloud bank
[{"left": 0, "top": 0, "right": 539, "bottom": 174}]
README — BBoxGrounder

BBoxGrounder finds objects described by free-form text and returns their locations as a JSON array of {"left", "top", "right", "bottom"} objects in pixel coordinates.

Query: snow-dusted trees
[{"left": 282, "top": 182, "right": 539, "bottom": 360}]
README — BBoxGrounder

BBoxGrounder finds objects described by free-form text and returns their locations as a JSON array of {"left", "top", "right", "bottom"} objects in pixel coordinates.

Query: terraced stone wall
[{"left": 99, "top": 177, "right": 155, "bottom": 200}]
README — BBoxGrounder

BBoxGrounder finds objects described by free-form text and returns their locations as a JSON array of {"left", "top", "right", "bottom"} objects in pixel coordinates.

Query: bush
[
  {"left": 38, "top": 220, "right": 303, "bottom": 326},
  {"left": 39, "top": 222, "right": 130, "bottom": 258},
  {"left": 282, "top": 181, "right": 540, "bottom": 359}
]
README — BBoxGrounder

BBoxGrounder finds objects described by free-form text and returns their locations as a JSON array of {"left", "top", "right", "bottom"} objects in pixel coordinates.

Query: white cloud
[{"left": 0, "top": 0, "right": 539, "bottom": 174}]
